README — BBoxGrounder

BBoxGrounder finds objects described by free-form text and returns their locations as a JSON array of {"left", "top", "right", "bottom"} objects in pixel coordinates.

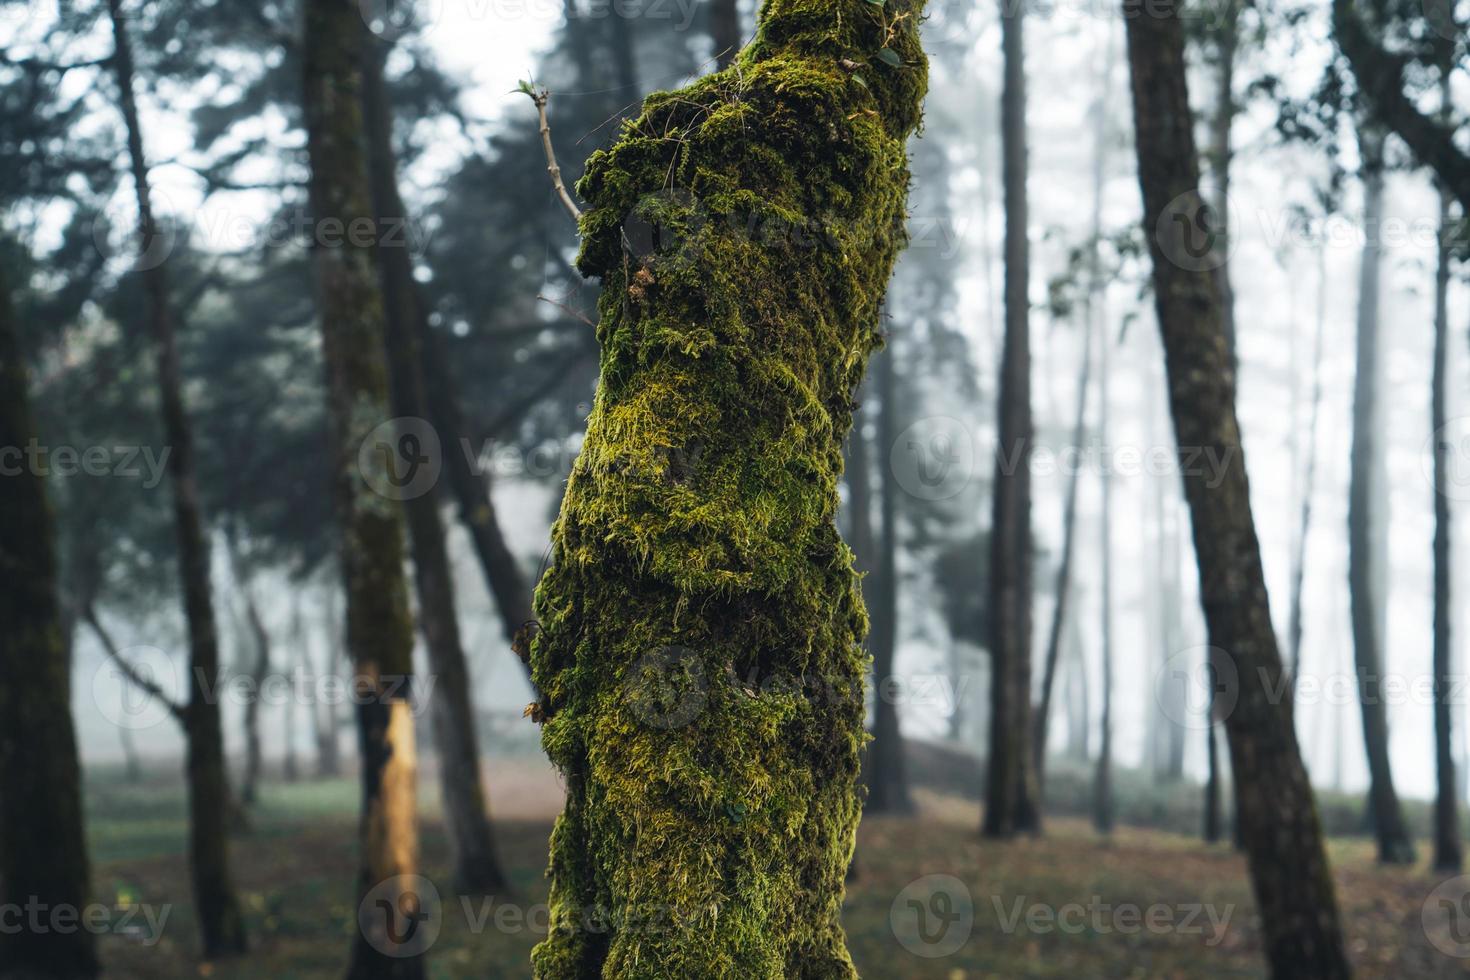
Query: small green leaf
[
  {"left": 876, "top": 47, "right": 904, "bottom": 67},
  {"left": 863, "top": 0, "right": 886, "bottom": 6},
  {"left": 852, "top": 74, "right": 870, "bottom": 90}
]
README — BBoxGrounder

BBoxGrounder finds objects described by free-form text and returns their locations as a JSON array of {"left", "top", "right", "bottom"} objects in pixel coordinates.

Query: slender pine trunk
[
  {"left": 867, "top": 350, "right": 912, "bottom": 814},
  {"left": 1348, "top": 130, "right": 1416, "bottom": 866},
  {"left": 1287, "top": 249, "right": 1328, "bottom": 685},
  {"left": 302, "top": 2, "right": 426, "bottom": 975},
  {"left": 1431, "top": 164, "right": 1461, "bottom": 872},
  {"left": 361, "top": 35, "right": 509, "bottom": 896},
  {"left": 1093, "top": 307, "right": 1114, "bottom": 836},
  {"left": 984, "top": 0, "right": 1040, "bottom": 839},
  {"left": 105, "top": 0, "right": 246, "bottom": 957},
  {"left": 709, "top": 0, "right": 740, "bottom": 68},
  {"left": 1122, "top": 1, "right": 1350, "bottom": 973}
]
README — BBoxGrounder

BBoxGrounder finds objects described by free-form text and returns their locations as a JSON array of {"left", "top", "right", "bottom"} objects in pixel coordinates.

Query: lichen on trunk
[{"left": 527, "top": 1, "right": 930, "bottom": 975}]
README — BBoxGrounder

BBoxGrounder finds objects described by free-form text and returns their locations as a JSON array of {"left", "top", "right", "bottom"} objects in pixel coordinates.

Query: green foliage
[{"left": 528, "top": 1, "right": 931, "bottom": 975}]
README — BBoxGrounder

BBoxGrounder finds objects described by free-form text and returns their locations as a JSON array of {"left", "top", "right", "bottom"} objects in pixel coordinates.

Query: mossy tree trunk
[
  {"left": 983, "top": 0, "right": 1040, "bottom": 839},
  {"left": 361, "top": 32, "right": 510, "bottom": 897},
  {"left": 0, "top": 266, "right": 98, "bottom": 980},
  {"left": 301, "top": 3, "right": 425, "bottom": 976},
  {"left": 1347, "top": 132, "right": 1415, "bottom": 867},
  {"left": 105, "top": 0, "right": 247, "bottom": 958},
  {"left": 1122, "top": 0, "right": 1351, "bottom": 975},
  {"left": 527, "top": 0, "right": 930, "bottom": 973}
]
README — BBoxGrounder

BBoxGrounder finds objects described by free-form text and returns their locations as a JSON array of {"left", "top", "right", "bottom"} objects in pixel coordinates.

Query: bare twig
[
  {"left": 82, "top": 604, "right": 188, "bottom": 725},
  {"left": 535, "top": 293, "right": 596, "bottom": 327},
  {"left": 520, "top": 83, "right": 583, "bottom": 223}
]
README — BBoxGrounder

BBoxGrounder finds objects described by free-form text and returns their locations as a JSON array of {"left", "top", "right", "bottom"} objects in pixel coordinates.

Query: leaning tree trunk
[
  {"left": 1431, "top": 168, "right": 1461, "bottom": 872},
  {"left": 239, "top": 579, "right": 271, "bottom": 808},
  {"left": 1122, "top": 1, "right": 1351, "bottom": 976},
  {"left": 1348, "top": 130, "right": 1416, "bottom": 866},
  {"left": 0, "top": 265, "right": 99, "bottom": 980},
  {"left": 302, "top": 3, "right": 426, "bottom": 976},
  {"left": 362, "top": 34, "right": 510, "bottom": 896},
  {"left": 1287, "top": 248, "right": 1328, "bottom": 686},
  {"left": 106, "top": 0, "right": 247, "bottom": 958},
  {"left": 525, "top": 0, "right": 930, "bottom": 973},
  {"left": 866, "top": 349, "right": 912, "bottom": 814},
  {"left": 984, "top": 0, "right": 1040, "bottom": 839}
]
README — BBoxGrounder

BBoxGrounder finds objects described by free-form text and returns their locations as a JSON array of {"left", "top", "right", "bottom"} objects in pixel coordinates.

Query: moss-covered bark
[
  {"left": 302, "top": 3, "right": 424, "bottom": 977},
  {"left": 527, "top": 1, "right": 929, "bottom": 975},
  {"left": 0, "top": 266, "right": 98, "bottom": 980}
]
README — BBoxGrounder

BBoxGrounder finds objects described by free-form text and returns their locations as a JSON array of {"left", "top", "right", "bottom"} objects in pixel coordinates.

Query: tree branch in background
[
  {"left": 1333, "top": 0, "right": 1470, "bottom": 211},
  {"left": 81, "top": 604, "right": 188, "bottom": 724},
  {"left": 518, "top": 82, "right": 582, "bottom": 222}
]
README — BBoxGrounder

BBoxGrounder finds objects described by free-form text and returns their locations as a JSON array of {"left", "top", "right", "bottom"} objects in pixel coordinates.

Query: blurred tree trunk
[
  {"left": 1093, "top": 314, "right": 1114, "bottom": 836},
  {"left": 283, "top": 595, "right": 305, "bottom": 784},
  {"left": 239, "top": 576, "right": 271, "bottom": 808},
  {"left": 1063, "top": 615, "right": 1089, "bottom": 762},
  {"left": 1287, "top": 249, "right": 1328, "bottom": 685},
  {"left": 1348, "top": 130, "right": 1416, "bottom": 866},
  {"left": 315, "top": 583, "right": 344, "bottom": 779},
  {"left": 1431, "top": 160, "right": 1461, "bottom": 872},
  {"left": 984, "top": 0, "right": 1040, "bottom": 839},
  {"left": 1034, "top": 316, "right": 1090, "bottom": 791},
  {"left": 302, "top": 2, "right": 426, "bottom": 975},
  {"left": 0, "top": 265, "right": 99, "bottom": 980},
  {"left": 362, "top": 34, "right": 510, "bottom": 896},
  {"left": 526, "top": 0, "right": 930, "bottom": 970},
  {"left": 105, "top": 0, "right": 247, "bottom": 958},
  {"left": 1122, "top": 1, "right": 1351, "bottom": 975},
  {"left": 709, "top": 0, "right": 740, "bottom": 68},
  {"left": 867, "top": 350, "right": 912, "bottom": 814}
]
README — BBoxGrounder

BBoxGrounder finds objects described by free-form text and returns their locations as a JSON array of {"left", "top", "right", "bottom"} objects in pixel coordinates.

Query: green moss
[{"left": 528, "top": 1, "right": 929, "bottom": 975}]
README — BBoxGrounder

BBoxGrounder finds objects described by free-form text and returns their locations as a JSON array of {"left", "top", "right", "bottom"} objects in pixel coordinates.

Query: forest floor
[{"left": 87, "top": 759, "right": 1469, "bottom": 979}]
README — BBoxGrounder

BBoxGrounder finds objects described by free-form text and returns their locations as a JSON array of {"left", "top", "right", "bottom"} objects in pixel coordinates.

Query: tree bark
[
  {"left": 984, "top": 0, "right": 1040, "bottom": 839},
  {"left": 0, "top": 264, "right": 99, "bottom": 980},
  {"left": 1431, "top": 170, "right": 1461, "bottom": 872},
  {"left": 526, "top": 0, "right": 930, "bottom": 972},
  {"left": 362, "top": 34, "right": 510, "bottom": 896},
  {"left": 302, "top": 2, "right": 426, "bottom": 975},
  {"left": 866, "top": 350, "right": 912, "bottom": 814},
  {"left": 105, "top": 0, "right": 247, "bottom": 958},
  {"left": 1122, "top": 1, "right": 1351, "bottom": 975},
  {"left": 1347, "top": 131, "right": 1416, "bottom": 866}
]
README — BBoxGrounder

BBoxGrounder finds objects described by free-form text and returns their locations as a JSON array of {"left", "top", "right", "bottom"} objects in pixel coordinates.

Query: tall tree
[
  {"left": 1430, "top": 85, "right": 1460, "bottom": 871},
  {"left": 709, "top": 0, "right": 741, "bottom": 69},
  {"left": 1122, "top": 0, "right": 1351, "bottom": 974},
  {"left": 104, "top": 0, "right": 247, "bottom": 957},
  {"left": 866, "top": 349, "right": 912, "bottom": 814},
  {"left": 0, "top": 264, "right": 99, "bottom": 980},
  {"left": 984, "top": 0, "right": 1039, "bottom": 839},
  {"left": 525, "top": 0, "right": 931, "bottom": 971},
  {"left": 362, "top": 31, "right": 510, "bottom": 895},
  {"left": 1094, "top": 321, "right": 1114, "bottom": 836},
  {"left": 301, "top": 1, "right": 425, "bottom": 975},
  {"left": 1287, "top": 244, "right": 1328, "bottom": 684},
  {"left": 1346, "top": 130, "right": 1416, "bottom": 866}
]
